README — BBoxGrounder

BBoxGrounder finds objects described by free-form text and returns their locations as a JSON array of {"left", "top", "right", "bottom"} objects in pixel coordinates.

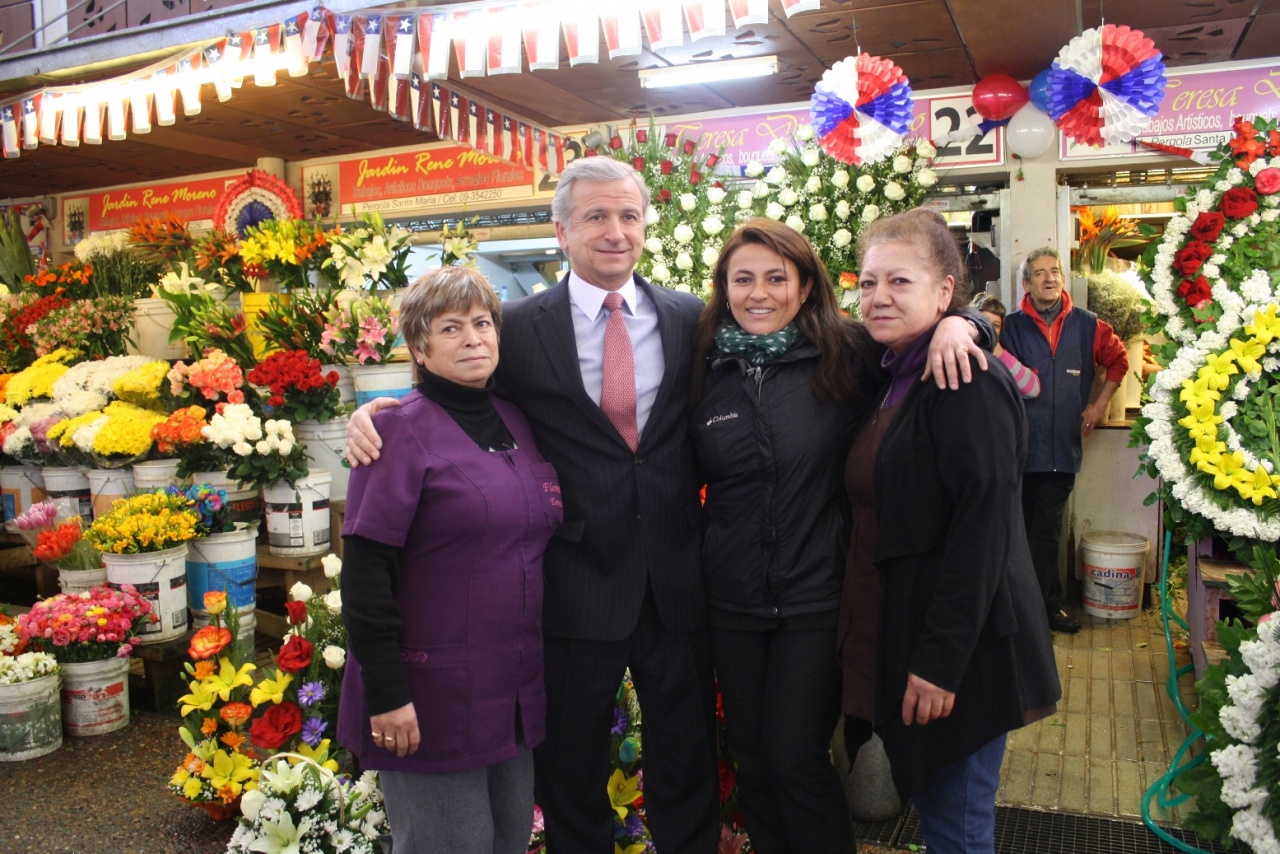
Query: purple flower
[
  {"left": 624, "top": 812, "right": 644, "bottom": 837},
  {"left": 297, "top": 681, "right": 326, "bottom": 707},
  {"left": 611, "top": 706, "right": 627, "bottom": 736},
  {"left": 300, "top": 716, "right": 327, "bottom": 747}
]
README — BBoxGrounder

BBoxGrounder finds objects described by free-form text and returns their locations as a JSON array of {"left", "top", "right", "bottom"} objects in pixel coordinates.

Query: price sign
[{"left": 925, "top": 95, "right": 1004, "bottom": 167}]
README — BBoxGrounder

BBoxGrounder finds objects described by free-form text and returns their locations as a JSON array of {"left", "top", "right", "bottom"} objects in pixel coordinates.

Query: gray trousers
[{"left": 380, "top": 746, "right": 534, "bottom": 854}]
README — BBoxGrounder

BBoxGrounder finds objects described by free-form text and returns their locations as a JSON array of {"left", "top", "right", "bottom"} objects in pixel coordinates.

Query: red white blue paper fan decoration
[
  {"left": 1045, "top": 24, "right": 1166, "bottom": 147},
  {"left": 810, "top": 54, "right": 914, "bottom": 166},
  {"left": 214, "top": 169, "right": 304, "bottom": 236}
]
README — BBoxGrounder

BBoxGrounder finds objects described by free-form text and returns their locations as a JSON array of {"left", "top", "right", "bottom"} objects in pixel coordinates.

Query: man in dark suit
[{"left": 347, "top": 156, "right": 719, "bottom": 854}]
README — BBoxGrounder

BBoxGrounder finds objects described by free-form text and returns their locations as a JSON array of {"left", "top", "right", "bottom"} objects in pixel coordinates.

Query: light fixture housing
[{"left": 638, "top": 55, "right": 779, "bottom": 89}]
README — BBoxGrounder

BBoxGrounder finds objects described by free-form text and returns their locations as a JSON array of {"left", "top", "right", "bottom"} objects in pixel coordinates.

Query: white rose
[
  {"left": 752, "top": 180, "right": 770, "bottom": 199},
  {"left": 892, "top": 154, "right": 913, "bottom": 173},
  {"left": 675, "top": 252, "right": 694, "bottom": 271},
  {"left": 680, "top": 193, "right": 697, "bottom": 212},
  {"left": 232, "top": 441, "right": 253, "bottom": 457},
  {"left": 674, "top": 283, "right": 692, "bottom": 293},
  {"left": 702, "top": 215, "right": 725, "bottom": 236},
  {"left": 673, "top": 224, "right": 695, "bottom": 244},
  {"left": 801, "top": 148, "right": 821, "bottom": 167},
  {"left": 835, "top": 200, "right": 851, "bottom": 219},
  {"left": 322, "top": 645, "right": 346, "bottom": 669},
  {"left": 290, "top": 581, "right": 313, "bottom": 602},
  {"left": 916, "top": 139, "right": 937, "bottom": 158},
  {"left": 884, "top": 181, "right": 906, "bottom": 201},
  {"left": 862, "top": 204, "right": 881, "bottom": 223},
  {"left": 706, "top": 186, "right": 727, "bottom": 204},
  {"left": 796, "top": 125, "right": 815, "bottom": 142},
  {"left": 856, "top": 174, "right": 876, "bottom": 193},
  {"left": 805, "top": 175, "right": 822, "bottom": 193},
  {"left": 277, "top": 440, "right": 293, "bottom": 456},
  {"left": 701, "top": 246, "right": 719, "bottom": 266},
  {"left": 324, "top": 589, "right": 342, "bottom": 615},
  {"left": 768, "top": 137, "right": 789, "bottom": 154},
  {"left": 831, "top": 170, "right": 850, "bottom": 189},
  {"left": 809, "top": 203, "right": 828, "bottom": 221},
  {"left": 651, "top": 264, "right": 671, "bottom": 282},
  {"left": 321, "top": 553, "right": 342, "bottom": 578},
  {"left": 833, "top": 228, "right": 853, "bottom": 248},
  {"left": 765, "top": 166, "right": 788, "bottom": 185},
  {"left": 645, "top": 237, "right": 664, "bottom": 253},
  {"left": 255, "top": 440, "right": 271, "bottom": 455},
  {"left": 645, "top": 206, "right": 660, "bottom": 226},
  {"left": 737, "top": 190, "right": 755, "bottom": 209},
  {"left": 785, "top": 215, "right": 806, "bottom": 233},
  {"left": 765, "top": 201, "right": 786, "bottom": 220},
  {"left": 917, "top": 168, "right": 938, "bottom": 188},
  {"left": 778, "top": 188, "right": 799, "bottom": 206},
  {"left": 744, "top": 161, "right": 765, "bottom": 178}
]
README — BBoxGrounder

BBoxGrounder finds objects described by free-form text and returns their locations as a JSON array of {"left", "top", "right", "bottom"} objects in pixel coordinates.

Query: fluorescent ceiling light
[{"left": 639, "top": 55, "right": 778, "bottom": 89}]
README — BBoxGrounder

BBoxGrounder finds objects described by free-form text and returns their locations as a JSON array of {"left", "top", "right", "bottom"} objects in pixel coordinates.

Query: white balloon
[{"left": 1005, "top": 103, "right": 1057, "bottom": 159}]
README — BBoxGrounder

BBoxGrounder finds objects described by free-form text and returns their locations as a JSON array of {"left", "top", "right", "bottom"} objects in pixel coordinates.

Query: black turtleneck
[{"left": 416, "top": 369, "right": 515, "bottom": 452}]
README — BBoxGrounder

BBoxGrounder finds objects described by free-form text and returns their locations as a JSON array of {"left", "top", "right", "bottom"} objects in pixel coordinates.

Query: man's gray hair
[
  {"left": 1018, "top": 247, "right": 1063, "bottom": 285},
  {"left": 550, "top": 157, "right": 651, "bottom": 225}
]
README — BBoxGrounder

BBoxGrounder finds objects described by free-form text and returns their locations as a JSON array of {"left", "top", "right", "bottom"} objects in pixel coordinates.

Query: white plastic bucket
[
  {"left": 320, "top": 363, "right": 355, "bottom": 406},
  {"left": 103, "top": 544, "right": 189, "bottom": 643},
  {"left": 60, "top": 657, "right": 130, "bottom": 737},
  {"left": 85, "top": 468, "right": 134, "bottom": 520},
  {"left": 1081, "top": 531, "right": 1151, "bottom": 619},
  {"left": 187, "top": 527, "right": 258, "bottom": 615},
  {"left": 128, "top": 297, "right": 187, "bottom": 360},
  {"left": 59, "top": 566, "right": 108, "bottom": 595},
  {"left": 296, "top": 418, "right": 350, "bottom": 501},
  {"left": 132, "top": 459, "right": 180, "bottom": 493},
  {"left": 191, "top": 611, "right": 257, "bottom": 663},
  {"left": 351, "top": 362, "right": 414, "bottom": 407},
  {"left": 0, "top": 465, "right": 42, "bottom": 523},
  {"left": 264, "top": 470, "right": 332, "bottom": 556},
  {"left": 0, "top": 674, "right": 63, "bottom": 761},
  {"left": 190, "top": 469, "right": 263, "bottom": 527},
  {"left": 41, "top": 466, "right": 92, "bottom": 521}
]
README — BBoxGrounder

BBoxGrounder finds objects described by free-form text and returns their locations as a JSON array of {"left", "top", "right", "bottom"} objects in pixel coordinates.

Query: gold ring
[
  {"left": 955, "top": 346, "right": 969, "bottom": 355},
  {"left": 383, "top": 735, "right": 395, "bottom": 741},
  {"left": 371, "top": 732, "right": 382, "bottom": 738}
]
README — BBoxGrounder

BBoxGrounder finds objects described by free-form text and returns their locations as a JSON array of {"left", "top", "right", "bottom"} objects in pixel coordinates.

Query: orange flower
[
  {"left": 220, "top": 731, "right": 247, "bottom": 752},
  {"left": 203, "top": 591, "right": 227, "bottom": 616},
  {"left": 201, "top": 717, "right": 218, "bottom": 737},
  {"left": 193, "top": 660, "right": 217, "bottom": 680},
  {"left": 217, "top": 784, "right": 238, "bottom": 804},
  {"left": 188, "top": 625, "right": 232, "bottom": 660},
  {"left": 220, "top": 702, "right": 253, "bottom": 728}
]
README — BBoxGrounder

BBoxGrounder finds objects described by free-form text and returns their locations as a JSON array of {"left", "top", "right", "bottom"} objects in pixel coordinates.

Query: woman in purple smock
[{"left": 338, "top": 266, "right": 563, "bottom": 854}]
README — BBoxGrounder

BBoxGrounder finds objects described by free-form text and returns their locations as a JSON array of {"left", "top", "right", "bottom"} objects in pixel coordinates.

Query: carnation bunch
[
  {"left": 248, "top": 350, "right": 343, "bottom": 423},
  {"left": 17, "top": 583, "right": 154, "bottom": 662},
  {"left": 324, "top": 210, "right": 412, "bottom": 291},
  {"left": 85, "top": 490, "right": 203, "bottom": 554}
]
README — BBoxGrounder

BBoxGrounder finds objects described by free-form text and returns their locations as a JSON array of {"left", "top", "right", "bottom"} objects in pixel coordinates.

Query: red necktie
[{"left": 600, "top": 292, "right": 639, "bottom": 452}]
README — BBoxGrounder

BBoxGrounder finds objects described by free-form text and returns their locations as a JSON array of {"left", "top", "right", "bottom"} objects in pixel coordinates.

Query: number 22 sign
[{"left": 923, "top": 95, "right": 1005, "bottom": 168}]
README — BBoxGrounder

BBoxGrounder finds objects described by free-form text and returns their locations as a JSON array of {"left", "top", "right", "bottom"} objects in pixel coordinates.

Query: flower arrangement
[
  {"left": 192, "top": 229, "right": 257, "bottom": 294},
  {"left": 51, "top": 354, "right": 154, "bottom": 419},
  {"left": 606, "top": 673, "right": 653, "bottom": 852},
  {"left": 14, "top": 501, "right": 103, "bottom": 572},
  {"left": 85, "top": 490, "right": 202, "bottom": 554},
  {"left": 5, "top": 347, "right": 77, "bottom": 407},
  {"left": 0, "top": 293, "right": 72, "bottom": 371},
  {"left": 0, "top": 650, "right": 59, "bottom": 684},
  {"left": 73, "top": 231, "right": 163, "bottom": 297},
  {"left": 151, "top": 263, "right": 256, "bottom": 368},
  {"left": 248, "top": 350, "right": 343, "bottom": 423},
  {"left": 0, "top": 610, "right": 26, "bottom": 656},
  {"left": 238, "top": 218, "right": 336, "bottom": 291},
  {"left": 23, "top": 260, "right": 95, "bottom": 301},
  {"left": 16, "top": 584, "right": 154, "bottom": 662},
  {"left": 334, "top": 296, "right": 399, "bottom": 365},
  {"left": 254, "top": 288, "right": 346, "bottom": 362},
  {"left": 227, "top": 757, "right": 389, "bottom": 854},
  {"left": 438, "top": 217, "right": 480, "bottom": 267},
  {"left": 128, "top": 216, "right": 197, "bottom": 270},
  {"left": 204, "top": 402, "right": 309, "bottom": 489},
  {"left": 600, "top": 122, "right": 733, "bottom": 300},
  {"left": 166, "top": 349, "right": 250, "bottom": 409},
  {"left": 742, "top": 129, "right": 938, "bottom": 310},
  {"left": 29, "top": 294, "right": 136, "bottom": 361},
  {"left": 152, "top": 405, "right": 234, "bottom": 478},
  {"left": 280, "top": 559, "right": 348, "bottom": 753},
  {"left": 325, "top": 210, "right": 413, "bottom": 291},
  {"left": 1073, "top": 205, "right": 1144, "bottom": 274}
]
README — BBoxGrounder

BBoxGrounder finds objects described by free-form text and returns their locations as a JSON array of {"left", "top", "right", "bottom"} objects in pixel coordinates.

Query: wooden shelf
[{"left": 1198, "top": 557, "right": 1254, "bottom": 589}]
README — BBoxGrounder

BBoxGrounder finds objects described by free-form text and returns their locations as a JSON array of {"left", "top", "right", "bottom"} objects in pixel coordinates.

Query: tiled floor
[{"left": 996, "top": 604, "right": 1198, "bottom": 824}]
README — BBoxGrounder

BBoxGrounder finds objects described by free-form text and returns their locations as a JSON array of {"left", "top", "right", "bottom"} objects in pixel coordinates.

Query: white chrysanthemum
[{"left": 1221, "top": 704, "right": 1263, "bottom": 743}]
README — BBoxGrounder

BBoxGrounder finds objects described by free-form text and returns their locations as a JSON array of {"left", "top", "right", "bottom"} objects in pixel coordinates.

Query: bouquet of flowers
[
  {"left": 607, "top": 673, "right": 652, "bottom": 852},
  {"left": 23, "top": 260, "right": 95, "bottom": 301},
  {"left": 254, "top": 288, "right": 346, "bottom": 362},
  {"left": 110, "top": 359, "right": 174, "bottom": 412},
  {"left": 166, "top": 349, "right": 251, "bottom": 410},
  {"left": 11, "top": 500, "right": 102, "bottom": 571},
  {"left": 74, "top": 231, "right": 163, "bottom": 297},
  {"left": 48, "top": 401, "right": 167, "bottom": 469},
  {"left": 152, "top": 405, "right": 236, "bottom": 479},
  {"left": 49, "top": 354, "right": 155, "bottom": 420},
  {"left": 128, "top": 216, "right": 198, "bottom": 270},
  {"left": 29, "top": 294, "right": 136, "bottom": 361},
  {"left": 174, "top": 483, "right": 237, "bottom": 535},
  {"left": 152, "top": 263, "right": 255, "bottom": 369},
  {"left": 85, "top": 490, "right": 203, "bottom": 554},
  {"left": 206, "top": 402, "right": 309, "bottom": 489},
  {"left": 0, "top": 401, "right": 64, "bottom": 465},
  {"left": 0, "top": 610, "right": 27, "bottom": 656},
  {"left": 227, "top": 758, "right": 389, "bottom": 854},
  {"left": 329, "top": 296, "right": 399, "bottom": 365},
  {"left": 16, "top": 584, "right": 154, "bottom": 662},
  {"left": 278, "top": 558, "right": 348, "bottom": 753},
  {"left": 0, "top": 293, "right": 72, "bottom": 371},
  {"left": 5, "top": 348, "right": 78, "bottom": 407},
  {"left": 248, "top": 350, "right": 343, "bottom": 423},
  {"left": 325, "top": 211, "right": 413, "bottom": 291},
  {"left": 0, "top": 650, "right": 59, "bottom": 685},
  {"left": 743, "top": 129, "right": 939, "bottom": 310},
  {"left": 238, "top": 218, "right": 337, "bottom": 291},
  {"left": 438, "top": 217, "right": 480, "bottom": 267},
  {"left": 1073, "top": 205, "right": 1144, "bottom": 274}
]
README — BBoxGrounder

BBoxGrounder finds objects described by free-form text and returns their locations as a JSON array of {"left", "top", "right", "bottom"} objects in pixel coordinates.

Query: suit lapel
[{"left": 638, "top": 279, "right": 688, "bottom": 449}]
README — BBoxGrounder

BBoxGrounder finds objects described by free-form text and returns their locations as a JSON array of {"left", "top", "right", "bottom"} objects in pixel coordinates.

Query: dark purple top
[{"left": 337, "top": 390, "right": 563, "bottom": 774}]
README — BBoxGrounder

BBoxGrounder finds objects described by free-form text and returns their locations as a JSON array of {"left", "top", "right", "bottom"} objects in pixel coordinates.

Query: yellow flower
[
  {"left": 111, "top": 360, "right": 170, "bottom": 409},
  {"left": 606, "top": 768, "right": 641, "bottom": 821},
  {"left": 1207, "top": 450, "right": 1245, "bottom": 491},
  {"left": 1244, "top": 303, "right": 1280, "bottom": 345},
  {"left": 292, "top": 739, "right": 340, "bottom": 773},
  {"left": 0, "top": 402, "right": 17, "bottom": 424},
  {"left": 1178, "top": 376, "right": 1221, "bottom": 408},
  {"left": 1235, "top": 465, "right": 1279, "bottom": 506},
  {"left": 170, "top": 766, "right": 191, "bottom": 787},
  {"left": 1228, "top": 337, "right": 1266, "bottom": 376},
  {"left": 206, "top": 657, "right": 256, "bottom": 702},
  {"left": 1199, "top": 352, "right": 1238, "bottom": 390},
  {"left": 250, "top": 670, "right": 293, "bottom": 707},
  {"left": 200, "top": 749, "right": 257, "bottom": 794},
  {"left": 182, "top": 776, "right": 206, "bottom": 800},
  {"left": 5, "top": 362, "right": 71, "bottom": 405},
  {"left": 178, "top": 680, "right": 220, "bottom": 717},
  {"left": 92, "top": 401, "right": 167, "bottom": 458},
  {"left": 616, "top": 845, "right": 646, "bottom": 854}
]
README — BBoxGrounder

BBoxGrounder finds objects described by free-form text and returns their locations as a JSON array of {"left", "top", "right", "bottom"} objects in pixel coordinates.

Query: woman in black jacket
[{"left": 690, "top": 218, "right": 989, "bottom": 854}]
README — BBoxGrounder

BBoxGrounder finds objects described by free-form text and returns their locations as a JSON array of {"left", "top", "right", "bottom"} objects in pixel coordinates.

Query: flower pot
[
  {"left": 0, "top": 674, "right": 63, "bottom": 761},
  {"left": 190, "top": 469, "right": 263, "bottom": 527},
  {"left": 350, "top": 362, "right": 415, "bottom": 408},
  {"left": 263, "top": 470, "right": 332, "bottom": 556},
  {"left": 0, "top": 465, "right": 43, "bottom": 524},
  {"left": 40, "top": 466, "right": 91, "bottom": 521},
  {"left": 187, "top": 527, "right": 258, "bottom": 616},
  {"left": 60, "top": 656, "right": 130, "bottom": 737},
  {"left": 103, "top": 544, "right": 189, "bottom": 643},
  {"left": 85, "top": 467, "right": 135, "bottom": 520},
  {"left": 128, "top": 297, "right": 187, "bottom": 361},
  {"left": 296, "top": 417, "right": 349, "bottom": 501},
  {"left": 132, "top": 459, "right": 181, "bottom": 494},
  {"left": 59, "top": 566, "right": 108, "bottom": 595},
  {"left": 320, "top": 363, "right": 355, "bottom": 406},
  {"left": 190, "top": 796, "right": 241, "bottom": 821}
]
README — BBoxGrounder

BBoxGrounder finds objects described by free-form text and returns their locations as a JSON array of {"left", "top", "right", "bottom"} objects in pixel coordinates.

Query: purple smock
[{"left": 337, "top": 390, "right": 563, "bottom": 774}]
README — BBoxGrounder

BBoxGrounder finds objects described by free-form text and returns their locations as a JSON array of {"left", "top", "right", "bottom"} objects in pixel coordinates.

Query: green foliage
[{"left": 0, "top": 208, "right": 37, "bottom": 288}]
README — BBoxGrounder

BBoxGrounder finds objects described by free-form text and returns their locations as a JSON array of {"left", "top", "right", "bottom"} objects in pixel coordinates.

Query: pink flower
[
  {"left": 353, "top": 343, "right": 383, "bottom": 364},
  {"left": 359, "top": 315, "right": 388, "bottom": 345}
]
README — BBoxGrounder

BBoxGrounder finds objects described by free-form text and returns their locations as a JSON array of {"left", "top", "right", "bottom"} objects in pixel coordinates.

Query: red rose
[
  {"left": 1189, "top": 211, "right": 1225, "bottom": 242},
  {"left": 636, "top": 129, "right": 648, "bottom": 143},
  {"left": 682, "top": 139, "right": 696, "bottom": 155},
  {"left": 1172, "top": 241, "right": 1212, "bottom": 277},
  {"left": 1256, "top": 167, "right": 1280, "bottom": 195},
  {"left": 1177, "top": 276, "right": 1212, "bottom": 307},
  {"left": 584, "top": 149, "right": 598, "bottom": 157},
  {"left": 276, "top": 634, "right": 314, "bottom": 673},
  {"left": 631, "top": 157, "right": 645, "bottom": 171},
  {"left": 706, "top": 154, "right": 719, "bottom": 168},
  {"left": 249, "top": 702, "right": 302, "bottom": 750},
  {"left": 284, "top": 600, "right": 308, "bottom": 625},
  {"left": 608, "top": 136, "right": 623, "bottom": 150},
  {"left": 1220, "top": 186, "right": 1259, "bottom": 218},
  {"left": 690, "top": 170, "right": 702, "bottom": 185},
  {"left": 324, "top": 371, "right": 339, "bottom": 387},
  {"left": 658, "top": 189, "right": 671, "bottom": 203},
  {"left": 659, "top": 160, "right": 673, "bottom": 175},
  {"left": 664, "top": 132, "right": 677, "bottom": 147}
]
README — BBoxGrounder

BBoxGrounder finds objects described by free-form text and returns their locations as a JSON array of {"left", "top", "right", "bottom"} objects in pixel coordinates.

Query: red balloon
[{"left": 972, "top": 74, "right": 1029, "bottom": 121}]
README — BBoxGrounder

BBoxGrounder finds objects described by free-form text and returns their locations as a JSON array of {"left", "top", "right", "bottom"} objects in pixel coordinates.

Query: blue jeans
[{"left": 912, "top": 733, "right": 1007, "bottom": 854}]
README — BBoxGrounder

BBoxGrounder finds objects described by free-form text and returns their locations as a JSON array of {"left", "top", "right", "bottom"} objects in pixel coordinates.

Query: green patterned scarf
[{"left": 713, "top": 322, "right": 799, "bottom": 365}]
